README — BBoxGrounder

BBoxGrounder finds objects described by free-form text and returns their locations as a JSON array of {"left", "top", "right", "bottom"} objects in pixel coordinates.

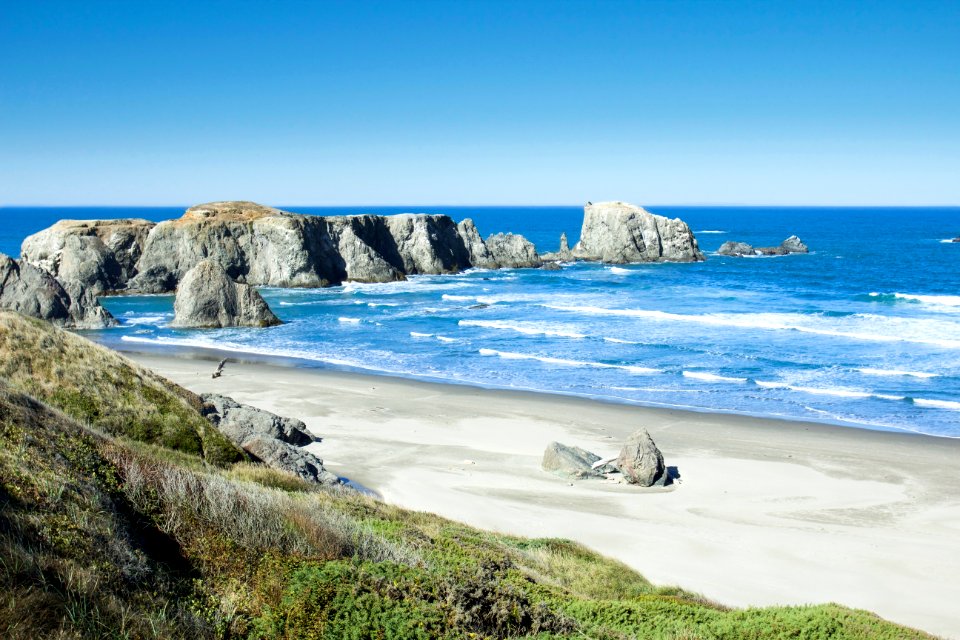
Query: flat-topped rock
[
  {"left": 572, "top": 202, "right": 704, "bottom": 263},
  {"left": 25, "top": 201, "right": 547, "bottom": 296},
  {"left": 171, "top": 260, "right": 281, "bottom": 328},
  {"left": 718, "top": 236, "right": 809, "bottom": 257}
]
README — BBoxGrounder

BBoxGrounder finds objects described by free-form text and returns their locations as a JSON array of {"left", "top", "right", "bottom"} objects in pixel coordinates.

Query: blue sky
[{"left": 1, "top": 1, "right": 958, "bottom": 205}]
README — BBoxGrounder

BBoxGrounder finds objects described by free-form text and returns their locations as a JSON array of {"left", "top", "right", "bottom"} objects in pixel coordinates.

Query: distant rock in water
[
  {"left": 615, "top": 428, "right": 666, "bottom": 487},
  {"left": 0, "top": 252, "right": 114, "bottom": 328},
  {"left": 485, "top": 233, "right": 543, "bottom": 268},
  {"left": 572, "top": 202, "right": 704, "bottom": 263},
  {"left": 952, "top": 237, "right": 960, "bottom": 243},
  {"left": 171, "top": 260, "right": 281, "bottom": 328},
  {"left": 540, "top": 261, "right": 562, "bottom": 271},
  {"left": 542, "top": 441, "right": 602, "bottom": 479},
  {"left": 718, "top": 235, "right": 809, "bottom": 257},
  {"left": 541, "top": 231, "right": 575, "bottom": 262}
]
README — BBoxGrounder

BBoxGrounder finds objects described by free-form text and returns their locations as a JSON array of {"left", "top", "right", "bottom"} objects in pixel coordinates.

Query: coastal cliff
[
  {"left": 23, "top": 201, "right": 547, "bottom": 297},
  {"left": 572, "top": 201, "right": 704, "bottom": 263}
]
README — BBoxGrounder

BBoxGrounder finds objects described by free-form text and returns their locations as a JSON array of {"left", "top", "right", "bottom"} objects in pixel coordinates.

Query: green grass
[
  {"left": 0, "top": 312, "right": 937, "bottom": 639},
  {"left": 0, "top": 312, "right": 241, "bottom": 466}
]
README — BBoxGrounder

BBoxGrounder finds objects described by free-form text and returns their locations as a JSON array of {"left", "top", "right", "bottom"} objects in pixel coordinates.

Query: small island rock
[
  {"left": 615, "top": 428, "right": 666, "bottom": 487},
  {"left": 485, "top": 233, "right": 543, "bottom": 268},
  {"left": 171, "top": 260, "right": 281, "bottom": 328}
]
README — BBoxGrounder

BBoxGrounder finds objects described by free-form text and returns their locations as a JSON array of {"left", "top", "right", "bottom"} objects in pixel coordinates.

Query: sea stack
[
  {"left": 171, "top": 260, "right": 282, "bottom": 328},
  {"left": 572, "top": 202, "right": 704, "bottom": 263}
]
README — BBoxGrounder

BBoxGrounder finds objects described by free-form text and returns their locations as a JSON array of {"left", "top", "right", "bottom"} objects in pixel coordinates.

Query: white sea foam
[
  {"left": 409, "top": 331, "right": 433, "bottom": 338},
  {"left": 609, "top": 267, "right": 633, "bottom": 275},
  {"left": 441, "top": 294, "right": 475, "bottom": 302},
  {"left": 682, "top": 371, "right": 748, "bottom": 384},
  {"left": 338, "top": 317, "right": 360, "bottom": 324},
  {"left": 756, "top": 380, "right": 905, "bottom": 401},
  {"left": 460, "top": 319, "right": 586, "bottom": 339},
  {"left": 544, "top": 304, "right": 960, "bottom": 348},
  {"left": 121, "top": 314, "right": 171, "bottom": 326},
  {"left": 603, "top": 337, "right": 640, "bottom": 344},
  {"left": 478, "top": 348, "right": 660, "bottom": 374},
  {"left": 695, "top": 230, "right": 727, "bottom": 234},
  {"left": 857, "top": 367, "right": 938, "bottom": 379},
  {"left": 436, "top": 335, "right": 458, "bottom": 343},
  {"left": 868, "top": 292, "right": 960, "bottom": 309},
  {"left": 913, "top": 398, "right": 960, "bottom": 411},
  {"left": 367, "top": 302, "right": 400, "bottom": 307},
  {"left": 940, "top": 238, "right": 958, "bottom": 244}
]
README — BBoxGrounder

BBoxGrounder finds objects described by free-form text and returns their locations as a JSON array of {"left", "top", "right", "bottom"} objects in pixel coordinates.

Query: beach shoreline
[{"left": 125, "top": 347, "right": 960, "bottom": 638}]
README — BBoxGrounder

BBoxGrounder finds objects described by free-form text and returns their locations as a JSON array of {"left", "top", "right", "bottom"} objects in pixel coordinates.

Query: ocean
[{"left": 3, "top": 205, "right": 959, "bottom": 437}]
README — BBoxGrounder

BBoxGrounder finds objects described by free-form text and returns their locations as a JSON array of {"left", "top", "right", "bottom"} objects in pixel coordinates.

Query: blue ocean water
[{"left": 3, "top": 205, "right": 960, "bottom": 437}]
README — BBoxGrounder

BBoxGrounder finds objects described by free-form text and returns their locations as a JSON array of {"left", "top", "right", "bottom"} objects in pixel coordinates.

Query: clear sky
[{"left": 1, "top": 0, "right": 958, "bottom": 206}]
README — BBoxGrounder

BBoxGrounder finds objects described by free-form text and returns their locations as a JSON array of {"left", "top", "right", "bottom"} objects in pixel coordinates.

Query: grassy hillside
[
  {"left": 0, "top": 313, "right": 934, "bottom": 639},
  {"left": 0, "top": 312, "right": 241, "bottom": 466}
]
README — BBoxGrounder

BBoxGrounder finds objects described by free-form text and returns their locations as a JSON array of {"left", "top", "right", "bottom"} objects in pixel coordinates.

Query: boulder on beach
[
  {"left": 572, "top": 202, "right": 704, "bottom": 264},
  {"left": 171, "top": 259, "right": 282, "bottom": 328},
  {"left": 615, "top": 428, "right": 666, "bottom": 487},
  {"left": 200, "top": 392, "right": 339, "bottom": 486},
  {"left": 542, "top": 441, "right": 602, "bottom": 479}
]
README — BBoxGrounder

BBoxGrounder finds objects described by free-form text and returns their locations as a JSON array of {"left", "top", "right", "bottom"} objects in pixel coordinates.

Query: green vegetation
[
  {"left": 0, "top": 313, "right": 241, "bottom": 466},
  {"left": 0, "top": 311, "right": 934, "bottom": 639}
]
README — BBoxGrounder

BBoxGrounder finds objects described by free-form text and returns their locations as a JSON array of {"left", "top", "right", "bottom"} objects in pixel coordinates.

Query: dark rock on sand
[
  {"left": 171, "top": 260, "right": 281, "bottom": 328},
  {"left": 542, "top": 441, "right": 602, "bottom": 479},
  {"left": 615, "top": 428, "right": 666, "bottom": 487},
  {"left": 200, "top": 392, "right": 339, "bottom": 486}
]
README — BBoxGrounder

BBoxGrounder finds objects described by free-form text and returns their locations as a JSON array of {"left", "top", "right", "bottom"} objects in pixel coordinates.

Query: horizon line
[{"left": 2, "top": 202, "right": 960, "bottom": 209}]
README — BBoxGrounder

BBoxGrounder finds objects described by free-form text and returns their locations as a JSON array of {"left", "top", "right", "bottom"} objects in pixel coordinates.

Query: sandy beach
[{"left": 130, "top": 350, "right": 960, "bottom": 638}]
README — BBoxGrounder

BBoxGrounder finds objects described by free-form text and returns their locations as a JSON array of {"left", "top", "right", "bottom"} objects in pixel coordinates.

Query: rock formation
[
  {"left": 541, "top": 232, "right": 575, "bottom": 262},
  {"left": 0, "top": 252, "right": 114, "bottom": 328},
  {"left": 572, "top": 202, "right": 704, "bottom": 264},
  {"left": 170, "top": 260, "right": 281, "bottom": 328},
  {"left": 542, "top": 442, "right": 602, "bottom": 479},
  {"left": 200, "top": 393, "right": 339, "bottom": 485},
  {"left": 615, "top": 428, "right": 666, "bottom": 487},
  {"left": 485, "top": 233, "right": 543, "bottom": 268},
  {"left": 718, "top": 235, "right": 810, "bottom": 257}
]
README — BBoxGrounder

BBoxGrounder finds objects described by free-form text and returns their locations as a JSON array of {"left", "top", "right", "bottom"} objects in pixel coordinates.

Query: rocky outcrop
[
  {"left": 718, "top": 236, "right": 809, "bottom": 257},
  {"left": 541, "top": 232, "right": 575, "bottom": 262},
  {"left": 200, "top": 392, "right": 339, "bottom": 486},
  {"left": 572, "top": 202, "right": 703, "bottom": 264},
  {"left": 542, "top": 442, "right": 602, "bottom": 479},
  {"left": 24, "top": 201, "right": 546, "bottom": 296},
  {"left": 615, "top": 429, "right": 666, "bottom": 487},
  {"left": 21, "top": 218, "right": 154, "bottom": 288},
  {"left": 170, "top": 260, "right": 281, "bottom": 328},
  {"left": 0, "top": 253, "right": 114, "bottom": 328},
  {"left": 485, "top": 233, "right": 543, "bottom": 268}
]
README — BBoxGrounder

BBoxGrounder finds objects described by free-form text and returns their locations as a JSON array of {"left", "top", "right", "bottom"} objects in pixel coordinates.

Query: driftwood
[{"left": 212, "top": 358, "right": 227, "bottom": 379}]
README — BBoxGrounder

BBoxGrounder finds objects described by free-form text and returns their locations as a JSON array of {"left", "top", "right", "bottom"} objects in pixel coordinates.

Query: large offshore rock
[
  {"left": 485, "top": 233, "right": 543, "bottom": 268},
  {"left": 20, "top": 218, "right": 155, "bottom": 288},
  {"left": 572, "top": 202, "right": 703, "bottom": 263},
  {"left": 457, "top": 219, "right": 498, "bottom": 269},
  {"left": 542, "top": 441, "right": 602, "bottom": 479},
  {"left": 717, "top": 241, "right": 758, "bottom": 257},
  {"left": 615, "top": 428, "right": 666, "bottom": 487},
  {"left": 170, "top": 260, "right": 281, "bottom": 328},
  {"left": 27, "top": 201, "right": 548, "bottom": 296},
  {"left": 130, "top": 202, "right": 336, "bottom": 293}
]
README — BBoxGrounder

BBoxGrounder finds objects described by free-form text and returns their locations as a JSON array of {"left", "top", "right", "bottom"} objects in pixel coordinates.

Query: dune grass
[{"left": 0, "top": 312, "right": 936, "bottom": 639}]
